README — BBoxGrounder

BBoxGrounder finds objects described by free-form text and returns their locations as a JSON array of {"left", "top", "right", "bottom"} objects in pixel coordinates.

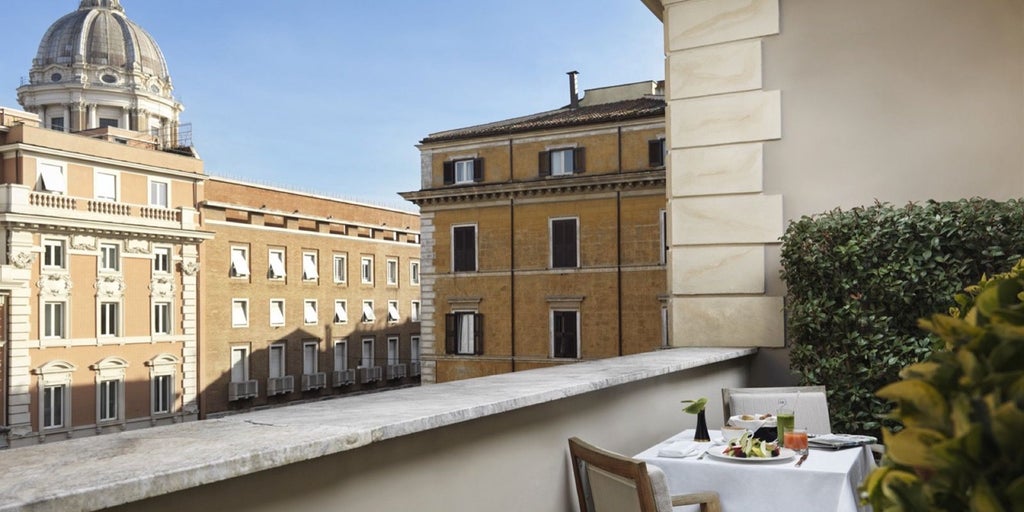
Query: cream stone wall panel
[
  {"left": 671, "top": 142, "right": 764, "bottom": 197},
  {"left": 666, "top": 0, "right": 779, "bottom": 51},
  {"left": 670, "top": 39, "right": 763, "bottom": 98},
  {"left": 673, "top": 296, "right": 784, "bottom": 347},
  {"left": 672, "top": 245, "right": 765, "bottom": 294},
  {"left": 671, "top": 194, "right": 782, "bottom": 245},
  {"left": 670, "top": 90, "right": 781, "bottom": 148}
]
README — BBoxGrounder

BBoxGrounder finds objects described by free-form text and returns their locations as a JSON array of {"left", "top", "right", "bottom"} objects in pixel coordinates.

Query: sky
[{"left": 0, "top": 1, "right": 665, "bottom": 211}]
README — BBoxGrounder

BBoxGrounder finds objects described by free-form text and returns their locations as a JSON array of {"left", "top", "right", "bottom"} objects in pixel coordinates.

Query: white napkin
[{"left": 658, "top": 440, "right": 713, "bottom": 458}]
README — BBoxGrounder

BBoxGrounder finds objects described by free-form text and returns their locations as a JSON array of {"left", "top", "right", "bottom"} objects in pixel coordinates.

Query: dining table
[{"left": 634, "top": 429, "right": 876, "bottom": 512}]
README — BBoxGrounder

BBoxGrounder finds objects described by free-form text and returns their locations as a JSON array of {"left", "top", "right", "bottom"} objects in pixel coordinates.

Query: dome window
[
  {"left": 50, "top": 73, "right": 62, "bottom": 82},
  {"left": 149, "top": 85, "right": 160, "bottom": 94},
  {"left": 101, "top": 74, "right": 117, "bottom": 84}
]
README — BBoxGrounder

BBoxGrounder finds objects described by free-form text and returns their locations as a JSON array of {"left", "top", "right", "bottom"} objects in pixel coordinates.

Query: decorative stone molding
[
  {"left": 150, "top": 275, "right": 175, "bottom": 299},
  {"left": 96, "top": 275, "right": 127, "bottom": 299},
  {"left": 126, "top": 239, "right": 150, "bottom": 254},
  {"left": 178, "top": 260, "right": 199, "bottom": 276},
  {"left": 71, "top": 235, "right": 98, "bottom": 251},
  {"left": 10, "top": 251, "right": 34, "bottom": 269},
  {"left": 38, "top": 274, "right": 73, "bottom": 298}
]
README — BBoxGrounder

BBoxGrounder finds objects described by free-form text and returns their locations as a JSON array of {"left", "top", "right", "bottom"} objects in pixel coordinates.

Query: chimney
[{"left": 567, "top": 71, "right": 579, "bottom": 108}]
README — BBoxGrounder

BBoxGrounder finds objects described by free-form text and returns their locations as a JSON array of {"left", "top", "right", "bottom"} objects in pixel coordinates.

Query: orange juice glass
[{"left": 784, "top": 428, "right": 809, "bottom": 455}]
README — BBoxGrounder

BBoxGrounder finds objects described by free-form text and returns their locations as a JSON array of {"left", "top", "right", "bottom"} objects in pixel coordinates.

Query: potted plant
[
  {"left": 862, "top": 259, "right": 1024, "bottom": 510},
  {"left": 682, "top": 398, "right": 711, "bottom": 442}
]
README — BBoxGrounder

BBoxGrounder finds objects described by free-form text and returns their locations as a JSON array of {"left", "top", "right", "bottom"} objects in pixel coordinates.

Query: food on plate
[
  {"left": 723, "top": 431, "right": 780, "bottom": 458},
  {"left": 739, "top": 413, "right": 773, "bottom": 421}
]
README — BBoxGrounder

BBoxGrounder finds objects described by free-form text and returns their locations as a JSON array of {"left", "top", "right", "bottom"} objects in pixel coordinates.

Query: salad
[{"left": 722, "top": 431, "right": 780, "bottom": 458}]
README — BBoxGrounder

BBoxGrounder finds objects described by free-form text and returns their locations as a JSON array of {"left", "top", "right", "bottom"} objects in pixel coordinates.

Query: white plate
[{"left": 705, "top": 445, "right": 796, "bottom": 463}]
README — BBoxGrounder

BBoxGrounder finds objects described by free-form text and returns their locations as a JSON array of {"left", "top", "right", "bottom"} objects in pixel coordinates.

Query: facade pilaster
[
  {"left": 179, "top": 244, "right": 199, "bottom": 416},
  {"left": 3, "top": 230, "right": 37, "bottom": 442},
  {"left": 418, "top": 212, "right": 436, "bottom": 384}
]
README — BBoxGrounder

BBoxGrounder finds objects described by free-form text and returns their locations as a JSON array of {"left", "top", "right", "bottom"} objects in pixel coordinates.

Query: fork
[{"left": 794, "top": 453, "right": 808, "bottom": 467}]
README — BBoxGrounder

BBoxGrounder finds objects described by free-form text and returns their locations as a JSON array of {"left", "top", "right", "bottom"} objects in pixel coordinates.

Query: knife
[{"left": 794, "top": 453, "right": 808, "bottom": 467}]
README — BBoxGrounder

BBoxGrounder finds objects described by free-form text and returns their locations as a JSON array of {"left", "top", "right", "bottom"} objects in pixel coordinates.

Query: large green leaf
[
  {"left": 877, "top": 380, "right": 948, "bottom": 428},
  {"left": 883, "top": 427, "right": 949, "bottom": 469}
]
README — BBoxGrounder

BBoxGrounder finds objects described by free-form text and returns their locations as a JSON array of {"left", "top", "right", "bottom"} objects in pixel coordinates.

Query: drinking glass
[
  {"left": 776, "top": 409, "right": 795, "bottom": 444},
  {"left": 784, "top": 427, "right": 809, "bottom": 455}
]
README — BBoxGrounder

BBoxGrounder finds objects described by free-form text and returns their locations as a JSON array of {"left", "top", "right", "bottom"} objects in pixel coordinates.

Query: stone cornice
[{"left": 400, "top": 169, "right": 665, "bottom": 206}]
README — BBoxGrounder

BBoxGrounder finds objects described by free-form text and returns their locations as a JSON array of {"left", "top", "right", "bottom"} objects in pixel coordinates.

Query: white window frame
[
  {"left": 230, "top": 346, "right": 250, "bottom": 383},
  {"left": 361, "top": 337, "right": 374, "bottom": 368},
  {"left": 411, "top": 300, "right": 421, "bottom": 323},
  {"left": 387, "top": 336, "right": 400, "bottom": 366},
  {"left": 99, "top": 242, "right": 120, "bottom": 272},
  {"left": 153, "top": 246, "right": 171, "bottom": 274},
  {"left": 386, "top": 258, "right": 399, "bottom": 286},
  {"left": 269, "top": 343, "right": 286, "bottom": 379},
  {"left": 99, "top": 301, "right": 120, "bottom": 337},
  {"left": 360, "top": 256, "right": 374, "bottom": 284},
  {"left": 268, "top": 248, "right": 286, "bottom": 280},
  {"left": 303, "top": 341, "right": 319, "bottom": 375},
  {"left": 37, "top": 161, "right": 67, "bottom": 194},
  {"left": 333, "top": 254, "right": 347, "bottom": 284},
  {"left": 43, "top": 301, "right": 66, "bottom": 339},
  {"left": 334, "top": 339, "right": 349, "bottom": 372},
  {"left": 35, "top": 360, "right": 75, "bottom": 431},
  {"left": 147, "top": 353, "right": 179, "bottom": 417},
  {"left": 232, "top": 299, "right": 249, "bottom": 327},
  {"left": 270, "top": 299, "right": 286, "bottom": 326},
  {"left": 149, "top": 178, "right": 170, "bottom": 208},
  {"left": 43, "top": 238, "right": 66, "bottom": 269},
  {"left": 302, "top": 251, "right": 319, "bottom": 281},
  {"left": 153, "top": 301, "right": 172, "bottom": 335},
  {"left": 454, "top": 159, "right": 475, "bottom": 184},
  {"left": 92, "top": 356, "right": 128, "bottom": 425},
  {"left": 230, "top": 246, "right": 250, "bottom": 278},
  {"left": 42, "top": 383, "right": 68, "bottom": 429},
  {"left": 304, "top": 299, "right": 318, "bottom": 325},
  {"left": 410, "top": 336, "right": 421, "bottom": 364},
  {"left": 361, "top": 300, "right": 375, "bottom": 323},
  {"left": 334, "top": 299, "right": 348, "bottom": 324},
  {"left": 550, "top": 148, "right": 575, "bottom": 176},
  {"left": 410, "top": 260, "right": 420, "bottom": 286},
  {"left": 94, "top": 170, "right": 118, "bottom": 201},
  {"left": 387, "top": 300, "right": 400, "bottom": 323}
]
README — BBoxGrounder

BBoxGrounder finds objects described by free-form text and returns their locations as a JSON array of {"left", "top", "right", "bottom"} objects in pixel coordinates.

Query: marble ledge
[{"left": 0, "top": 347, "right": 755, "bottom": 512}]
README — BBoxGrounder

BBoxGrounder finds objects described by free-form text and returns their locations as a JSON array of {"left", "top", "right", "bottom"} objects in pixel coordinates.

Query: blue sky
[{"left": 0, "top": 1, "right": 664, "bottom": 210}]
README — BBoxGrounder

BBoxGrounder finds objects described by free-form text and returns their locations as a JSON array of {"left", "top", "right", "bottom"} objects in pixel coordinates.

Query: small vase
[{"left": 694, "top": 409, "right": 711, "bottom": 442}]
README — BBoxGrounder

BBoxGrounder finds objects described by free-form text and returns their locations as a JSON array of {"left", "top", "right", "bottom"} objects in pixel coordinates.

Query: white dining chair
[
  {"left": 722, "top": 385, "right": 833, "bottom": 435},
  {"left": 568, "top": 437, "right": 721, "bottom": 512}
]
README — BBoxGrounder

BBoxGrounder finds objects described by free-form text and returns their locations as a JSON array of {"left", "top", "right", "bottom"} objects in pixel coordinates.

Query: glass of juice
[
  {"left": 784, "top": 427, "right": 809, "bottom": 455},
  {"left": 777, "top": 409, "right": 795, "bottom": 445}
]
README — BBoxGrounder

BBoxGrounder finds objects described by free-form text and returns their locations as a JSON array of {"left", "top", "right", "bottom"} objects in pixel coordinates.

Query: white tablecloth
[{"left": 635, "top": 429, "right": 875, "bottom": 512}]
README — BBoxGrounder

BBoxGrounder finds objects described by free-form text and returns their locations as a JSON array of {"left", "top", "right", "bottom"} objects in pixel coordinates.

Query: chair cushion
[{"left": 647, "top": 465, "right": 674, "bottom": 512}]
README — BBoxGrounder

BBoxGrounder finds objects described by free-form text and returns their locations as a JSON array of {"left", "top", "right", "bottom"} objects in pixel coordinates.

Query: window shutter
[
  {"left": 473, "top": 158, "right": 484, "bottom": 182},
  {"left": 649, "top": 139, "right": 664, "bottom": 167},
  {"left": 473, "top": 314, "right": 484, "bottom": 355},
  {"left": 538, "top": 151, "right": 551, "bottom": 177},
  {"left": 443, "top": 161, "right": 455, "bottom": 185},
  {"left": 573, "top": 147, "right": 586, "bottom": 173},
  {"left": 445, "top": 313, "right": 457, "bottom": 354}
]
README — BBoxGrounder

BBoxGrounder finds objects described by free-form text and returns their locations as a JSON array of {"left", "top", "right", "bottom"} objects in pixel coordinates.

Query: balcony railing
[
  {"left": 228, "top": 380, "right": 258, "bottom": 401},
  {"left": 332, "top": 369, "right": 355, "bottom": 387},
  {"left": 359, "top": 366, "right": 382, "bottom": 384},
  {"left": 408, "top": 361, "right": 421, "bottom": 377},
  {"left": 386, "top": 364, "right": 406, "bottom": 380},
  {"left": 302, "top": 372, "right": 327, "bottom": 391},
  {"left": 1, "top": 185, "right": 197, "bottom": 232},
  {"left": 0, "top": 348, "right": 756, "bottom": 512},
  {"left": 267, "top": 376, "right": 294, "bottom": 396}
]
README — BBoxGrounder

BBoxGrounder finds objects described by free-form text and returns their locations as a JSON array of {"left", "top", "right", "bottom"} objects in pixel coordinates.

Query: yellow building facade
[{"left": 403, "top": 80, "right": 668, "bottom": 383}]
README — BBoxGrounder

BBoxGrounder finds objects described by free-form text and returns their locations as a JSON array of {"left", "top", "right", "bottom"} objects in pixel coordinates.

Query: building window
[
  {"left": 43, "top": 301, "right": 66, "bottom": 338},
  {"left": 649, "top": 138, "right": 666, "bottom": 167},
  {"left": 334, "top": 300, "right": 348, "bottom": 324},
  {"left": 92, "top": 356, "right": 127, "bottom": 424},
  {"left": 445, "top": 312, "right": 483, "bottom": 355},
  {"left": 304, "top": 299, "right": 318, "bottom": 325},
  {"left": 386, "top": 258, "right": 399, "bottom": 285},
  {"left": 410, "top": 260, "right": 420, "bottom": 286},
  {"left": 387, "top": 300, "right": 399, "bottom": 323},
  {"left": 303, "top": 341, "right": 319, "bottom": 375},
  {"left": 361, "top": 337, "right": 374, "bottom": 368},
  {"left": 268, "top": 249, "right": 286, "bottom": 279},
  {"left": 302, "top": 252, "right": 319, "bottom": 281},
  {"left": 37, "top": 162, "right": 67, "bottom": 194},
  {"left": 94, "top": 171, "right": 117, "bottom": 201},
  {"left": 411, "top": 300, "right": 421, "bottom": 323},
  {"left": 98, "top": 379, "right": 120, "bottom": 422},
  {"left": 99, "top": 302, "right": 120, "bottom": 336},
  {"left": 334, "top": 339, "right": 349, "bottom": 372},
  {"left": 153, "top": 247, "right": 171, "bottom": 273},
  {"left": 269, "top": 344, "right": 286, "bottom": 379},
  {"left": 452, "top": 225, "right": 477, "bottom": 272},
  {"left": 387, "top": 336, "right": 399, "bottom": 366},
  {"left": 552, "top": 310, "right": 580, "bottom": 359},
  {"left": 152, "top": 374, "right": 173, "bottom": 415},
  {"left": 230, "top": 246, "right": 250, "bottom": 278},
  {"left": 230, "top": 346, "right": 250, "bottom": 383},
  {"left": 149, "top": 179, "right": 169, "bottom": 208},
  {"left": 232, "top": 299, "right": 249, "bottom": 327},
  {"left": 99, "top": 243, "right": 120, "bottom": 272},
  {"left": 99, "top": 118, "right": 119, "bottom": 128},
  {"left": 270, "top": 299, "right": 286, "bottom": 326},
  {"left": 50, "top": 117, "right": 64, "bottom": 132},
  {"left": 539, "top": 147, "right": 585, "bottom": 177},
  {"left": 443, "top": 158, "right": 484, "bottom": 185},
  {"left": 42, "top": 384, "right": 67, "bottom": 428},
  {"left": 360, "top": 256, "right": 373, "bottom": 284},
  {"left": 153, "top": 302, "right": 172, "bottom": 335},
  {"left": 361, "top": 300, "right": 375, "bottom": 323},
  {"left": 550, "top": 218, "right": 579, "bottom": 268},
  {"left": 43, "top": 239, "right": 66, "bottom": 269},
  {"left": 410, "top": 336, "right": 421, "bottom": 364},
  {"left": 333, "top": 254, "right": 347, "bottom": 283}
]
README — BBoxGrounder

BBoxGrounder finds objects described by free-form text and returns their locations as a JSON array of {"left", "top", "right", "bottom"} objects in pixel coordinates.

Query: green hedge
[{"left": 779, "top": 198, "right": 1024, "bottom": 436}]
